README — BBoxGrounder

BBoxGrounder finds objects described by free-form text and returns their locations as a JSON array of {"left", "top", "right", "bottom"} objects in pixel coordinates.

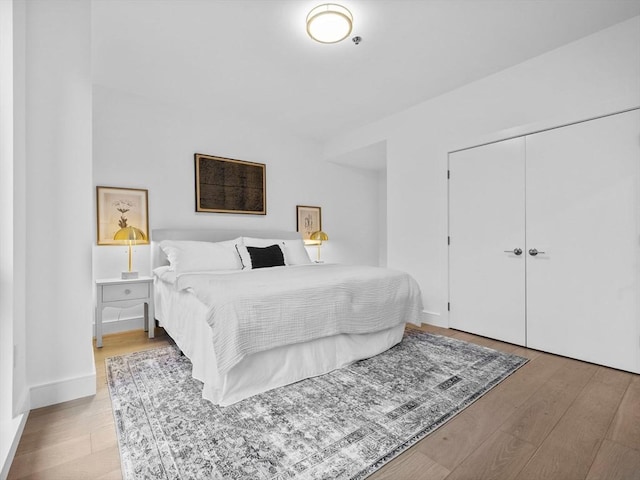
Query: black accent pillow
[{"left": 247, "top": 244, "right": 285, "bottom": 269}]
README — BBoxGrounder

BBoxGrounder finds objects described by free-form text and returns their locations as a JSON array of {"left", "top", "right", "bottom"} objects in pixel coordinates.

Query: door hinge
[
  {"left": 447, "top": 170, "right": 450, "bottom": 179},
  {"left": 448, "top": 302, "right": 450, "bottom": 311},
  {"left": 448, "top": 236, "right": 450, "bottom": 245}
]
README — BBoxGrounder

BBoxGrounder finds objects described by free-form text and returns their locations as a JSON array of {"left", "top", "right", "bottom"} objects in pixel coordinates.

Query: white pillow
[
  {"left": 159, "top": 239, "right": 243, "bottom": 273},
  {"left": 282, "top": 238, "right": 313, "bottom": 265},
  {"left": 239, "top": 237, "right": 311, "bottom": 269}
]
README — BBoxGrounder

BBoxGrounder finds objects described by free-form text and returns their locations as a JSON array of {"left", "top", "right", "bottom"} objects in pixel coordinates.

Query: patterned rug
[{"left": 106, "top": 331, "right": 527, "bottom": 479}]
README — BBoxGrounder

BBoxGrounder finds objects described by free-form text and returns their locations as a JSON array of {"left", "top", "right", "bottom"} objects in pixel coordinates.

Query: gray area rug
[{"left": 106, "top": 331, "right": 527, "bottom": 479}]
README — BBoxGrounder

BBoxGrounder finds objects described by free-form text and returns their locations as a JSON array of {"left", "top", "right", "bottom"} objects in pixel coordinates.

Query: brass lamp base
[{"left": 121, "top": 271, "right": 139, "bottom": 280}]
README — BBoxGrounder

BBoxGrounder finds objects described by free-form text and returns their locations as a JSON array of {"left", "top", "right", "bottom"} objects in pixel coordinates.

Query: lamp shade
[
  {"left": 114, "top": 226, "right": 147, "bottom": 243},
  {"left": 306, "top": 4, "right": 353, "bottom": 44},
  {"left": 114, "top": 226, "right": 146, "bottom": 277},
  {"left": 310, "top": 230, "right": 328, "bottom": 242}
]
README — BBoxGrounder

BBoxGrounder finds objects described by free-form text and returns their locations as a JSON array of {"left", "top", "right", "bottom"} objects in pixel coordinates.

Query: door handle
[
  {"left": 528, "top": 248, "right": 546, "bottom": 256},
  {"left": 504, "top": 248, "right": 523, "bottom": 255}
]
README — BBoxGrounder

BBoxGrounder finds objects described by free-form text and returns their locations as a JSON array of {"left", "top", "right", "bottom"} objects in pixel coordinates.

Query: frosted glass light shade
[{"left": 306, "top": 4, "right": 353, "bottom": 44}]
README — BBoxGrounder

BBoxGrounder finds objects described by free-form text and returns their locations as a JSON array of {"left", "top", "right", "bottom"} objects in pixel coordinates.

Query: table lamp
[
  {"left": 309, "top": 230, "right": 328, "bottom": 262},
  {"left": 114, "top": 226, "right": 147, "bottom": 279}
]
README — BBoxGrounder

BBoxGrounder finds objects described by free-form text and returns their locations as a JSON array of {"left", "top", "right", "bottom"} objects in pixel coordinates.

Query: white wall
[
  {"left": 92, "top": 86, "right": 381, "bottom": 329},
  {"left": 378, "top": 169, "right": 387, "bottom": 267},
  {"left": 25, "top": 0, "right": 95, "bottom": 408},
  {"left": 0, "top": 0, "right": 28, "bottom": 476},
  {"left": 325, "top": 16, "right": 640, "bottom": 327}
]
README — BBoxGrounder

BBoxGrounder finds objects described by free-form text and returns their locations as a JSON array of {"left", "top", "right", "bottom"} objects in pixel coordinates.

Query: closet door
[
  {"left": 449, "top": 137, "right": 526, "bottom": 345},
  {"left": 526, "top": 110, "right": 640, "bottom": 373}
]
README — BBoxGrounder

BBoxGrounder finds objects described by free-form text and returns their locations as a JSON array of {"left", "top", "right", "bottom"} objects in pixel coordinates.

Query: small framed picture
[
  {"left": 296, "top": 205, "right": 321, "bottom": 241},
  {"left": 96, "top": 186, "right": 149, "bottom": 245}
]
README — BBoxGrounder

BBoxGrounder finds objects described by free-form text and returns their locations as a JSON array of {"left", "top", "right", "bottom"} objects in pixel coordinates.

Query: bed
[{"left": 151, "top": 228, "right": 423, "bottom": 406}]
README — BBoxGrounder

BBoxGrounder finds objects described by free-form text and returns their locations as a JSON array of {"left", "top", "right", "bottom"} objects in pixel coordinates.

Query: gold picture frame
[
  {"left": 296, "top": 205, "right": 322, "bottom": 241},
  {"left": 195, "top": 153, "right": 266, "bottom": 214},
  {"left": 96, "top": 186, "right": 149, "bottom": 245}
]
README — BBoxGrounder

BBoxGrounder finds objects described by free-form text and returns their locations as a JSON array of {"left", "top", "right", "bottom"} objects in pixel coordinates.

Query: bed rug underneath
[{"left": 106, "top": 331, "right": 527, "bottom": 480}]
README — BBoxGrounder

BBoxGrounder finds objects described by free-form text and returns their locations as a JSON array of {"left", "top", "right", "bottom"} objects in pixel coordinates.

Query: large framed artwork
[
  {"left": 296, "top": 205, "right": 322, "bottom": 241},
  {"left": 96, "top": 186, "right": 149, "bottom": 245},
  {"left": 195, "top": 153, "right": 266, "bottom": 214}
]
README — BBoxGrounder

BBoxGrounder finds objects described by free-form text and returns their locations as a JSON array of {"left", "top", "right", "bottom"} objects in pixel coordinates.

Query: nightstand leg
[
  {"left": 147, "top": 300, "right": 155, "bottom": 339},
  {"left": 96, "top": 306, "right": 103, "bottom": 348},
  {"left": 143, "top": 302, "right": 149, "bottom": 333}
]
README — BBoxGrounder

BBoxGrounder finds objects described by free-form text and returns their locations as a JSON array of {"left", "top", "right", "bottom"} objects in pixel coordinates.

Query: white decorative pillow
[
  {"left": 159, "top": 239, "right": 243, "bottom": 273},
  {"left": 238, "top": 237, "right": 311, "bottom": 269},
  {"left": 282, "top": 238, "right": 312, "bottom": 265}
]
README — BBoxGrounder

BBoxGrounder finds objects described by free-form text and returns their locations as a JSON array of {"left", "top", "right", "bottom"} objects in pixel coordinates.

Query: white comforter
[{"left": 173, "top": 264, "right": 423, "bottom": 375}]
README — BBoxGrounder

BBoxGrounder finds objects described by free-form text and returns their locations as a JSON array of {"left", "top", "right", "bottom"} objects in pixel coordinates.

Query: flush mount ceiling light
[{"left": 306, "top": 3, "right": 353, "bottom": 44}]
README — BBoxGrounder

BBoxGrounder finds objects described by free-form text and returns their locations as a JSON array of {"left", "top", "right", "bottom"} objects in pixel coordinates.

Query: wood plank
[
  {"left": 499, "top": 358, "right": 596, "bottom": 446},
  {"left": 16, "top": 411, "right": 113, "bottom": 456},
  {"left": 507, "top": 345, "right": 543, "bottom": 361},
  {"left": 26, "top": 389, "right": 109, "bottom": 419},
  {"left": 95, "top": 468, "right": 124, "bottom": 480},
  {"left": 14, "top": 446, "right": 122, "bottom": 480},
  {"left": 21, "top": 407, "right": 114, "bottom": 440},
  {"left": 368, "top": 446, "right": 449, "bottom": 480},
  {"left": 516, "top": 367, "right": 631, "bottom": 480},
  {"left": 17, "top": 391, "right": 113, "bottom": 455},
  {"left": 417, "top": 387, "right": 517, "bottom": 470},
  {"left": 445, "top": 430, "right": 537, "bottom": 480},
  {"left": 8, "top": 435, "right": 92, "bottom": 478},
  {"left": 478, "top": 351, "right": 567, "bottom": 408},
  {"left": 90, "top": 424, "right": 119, "bottom": 453},
  {"left": 585, "top": 439, "right": 640, "bottom": 480},
  {"left": 606, "top": 375, "right": 640, "bottom": 451}
]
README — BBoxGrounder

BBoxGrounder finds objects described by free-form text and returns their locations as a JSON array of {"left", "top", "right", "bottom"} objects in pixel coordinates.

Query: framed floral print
[{"left": 96, "top": 186, "right": 149, "bottom": 245}]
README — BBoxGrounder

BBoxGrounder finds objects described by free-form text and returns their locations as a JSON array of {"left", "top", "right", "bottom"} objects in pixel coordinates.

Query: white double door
[{"left": 448, "top": 109, "right": 639, "bottom": 373}]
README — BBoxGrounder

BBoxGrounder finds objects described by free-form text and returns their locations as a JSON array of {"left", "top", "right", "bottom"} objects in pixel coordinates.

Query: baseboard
[
  {"left": 29, "top": 371, "right": 96, "bottom": 410},
  {"left": 0, "top": 412, "right": 28, "bottom": 480},
  {"left": 93, "top": 316, "right": 145, "bottom": 337},
  {"left": 13, "top": 390, "right": 29, "bottom": 422},
  {"left": 422, "top": 310, "right": 449, "bottom": 329}
]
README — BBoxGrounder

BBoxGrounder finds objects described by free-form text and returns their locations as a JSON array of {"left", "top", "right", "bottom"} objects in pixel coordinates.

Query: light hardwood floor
[{"left": 8, "top": 324, "right": 640, "bottom": 479}]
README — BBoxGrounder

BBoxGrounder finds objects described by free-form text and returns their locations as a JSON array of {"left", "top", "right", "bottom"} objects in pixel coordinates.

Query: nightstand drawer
[{"left": 102, "top": 282, "right": 149, "bottom": 302}]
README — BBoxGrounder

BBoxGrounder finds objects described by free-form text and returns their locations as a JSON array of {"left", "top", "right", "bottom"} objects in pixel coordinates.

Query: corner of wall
[
  {"left": 0, "top": 412, "right": 28, "bottom": 480},
  {"left": 29, "top": 371, "right": 96, "bottom": 410},
  {"left": 422, "top": 310, "right": 448, "bottom": 329}
]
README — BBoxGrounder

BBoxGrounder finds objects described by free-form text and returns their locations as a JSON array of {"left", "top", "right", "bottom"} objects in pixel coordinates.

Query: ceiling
[{"left": 92, "top": 0, "right": 640, "bottom": 144}]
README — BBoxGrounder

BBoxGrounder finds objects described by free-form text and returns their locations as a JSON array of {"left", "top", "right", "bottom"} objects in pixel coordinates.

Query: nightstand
[{"left": 95, "top": 277, "right": 155, "bottom": 348}]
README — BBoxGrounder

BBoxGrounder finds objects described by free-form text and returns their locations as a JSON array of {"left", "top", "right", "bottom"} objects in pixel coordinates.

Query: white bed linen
[
  {"left": 173, "top": 264, "right": 423, "bottom": 375},
  {"left": 154, "top": 274, "right": 406, "bottom": 405}
]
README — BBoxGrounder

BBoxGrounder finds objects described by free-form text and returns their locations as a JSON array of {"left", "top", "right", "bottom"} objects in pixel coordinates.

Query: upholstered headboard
[{"left": 151, "top": 228, "right": 303, "bottom": 269}]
